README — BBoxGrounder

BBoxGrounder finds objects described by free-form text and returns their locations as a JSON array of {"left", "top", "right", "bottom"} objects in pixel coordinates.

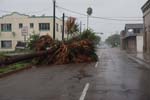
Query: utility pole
[
  {"left": 87, "top": 7, "right": 93, "bottom": 30},
  {"left": 80, "top": 21, "right": 82, "bottom": 34},
  {"left": 53, "top": 0, "right": 56, "bottom": 40},
  {"left": 87, "top": 15, "right": 89, "bottom": 30},
  {"left": 62, "top": 13, "right": 65, "bottom": 40}
]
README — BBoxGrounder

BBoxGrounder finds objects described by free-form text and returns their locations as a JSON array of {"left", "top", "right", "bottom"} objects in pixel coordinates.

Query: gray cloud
[{"left": 0, "top": 0, "right": 147, "bottom": 40}]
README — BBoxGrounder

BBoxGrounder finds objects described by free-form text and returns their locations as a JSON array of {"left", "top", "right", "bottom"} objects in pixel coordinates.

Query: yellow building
[{"left": 0, "top": 12, "right": 64, "bottom": 51}]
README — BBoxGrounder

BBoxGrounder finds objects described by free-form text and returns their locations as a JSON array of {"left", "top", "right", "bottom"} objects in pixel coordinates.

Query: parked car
[{"left": 15, "top": 41, "right": 26, "bottom": 50}]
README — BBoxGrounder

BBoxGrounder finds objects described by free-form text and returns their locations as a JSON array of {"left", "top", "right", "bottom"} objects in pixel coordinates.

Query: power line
[
  {"left": 91, "top": 16, "right": 142, "bottom": 21},
  {"left": 105, "top": 17, "right": 142, "bottom": 19},
  {"left": 0, "top": 10, "right": 12, "bottom": 13},
  {"left": 0, "top": 7, "right": 51, "bottom": 14},
  {"left": 56, "top": 5, "right": 143, "bottom": 22},
  {"left": 27, "top": 8, "right": 50, "bottom": 14},
  {"left": 77, "top": 16, "right": 142, "bottom": 19},
  {"left": 56, "top": 5, "right": 87, "bottom": 16}
]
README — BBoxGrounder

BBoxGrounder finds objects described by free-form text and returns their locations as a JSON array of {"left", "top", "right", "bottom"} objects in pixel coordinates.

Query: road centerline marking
[
  {"left": 95, "top": 62, "right": 99, "bottom": 68},
  {"left": 79, "top": 83, "right": 90, "bottom": 100},
  {"left": 98, "top": 55, "right": 101, "bottom": 59}
]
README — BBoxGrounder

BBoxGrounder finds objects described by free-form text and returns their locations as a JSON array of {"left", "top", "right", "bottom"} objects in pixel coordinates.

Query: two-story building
[
  {"left": 0, "top": 12, "right": 65, "bottom": 51},
  {"left": 120, "top": 24, "right": 144, "bottom": 53},
  {"left": 141, "top": 0, "right": 150, "bottom": 54}
]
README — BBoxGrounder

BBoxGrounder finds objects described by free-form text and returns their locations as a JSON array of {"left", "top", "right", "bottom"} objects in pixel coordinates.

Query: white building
[
  {"left": 120, "top": 24, "right": 144, "bottom": 53},
  {"left": 0, "top": 12, "right": 65, "bottom": 51}
]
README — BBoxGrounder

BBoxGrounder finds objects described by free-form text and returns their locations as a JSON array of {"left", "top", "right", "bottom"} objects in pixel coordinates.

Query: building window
[
  {"left": 19, "top": 23, "right": 23, "bottom": 29},
  {"left": 1, "top": 40, "right": 12, "bottom": 48},
  {"left": 39, "top": 23, "right": 50, "bottom": 31},
  {"left": 30, "top": 23, "right": 34, "bottom": 28},
  {"left": 56, "top": 23, "right": 59, "bottom": 32},
  {"left": 1, "top": 24, "right": 12, "bottom": 32}
]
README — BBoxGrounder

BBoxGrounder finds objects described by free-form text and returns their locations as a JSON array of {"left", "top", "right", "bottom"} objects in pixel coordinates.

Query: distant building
[
  {"left": 120, "top": 24, "right": 144, "bottom": 53},
  {"left": 120, "top": 30, "right": 126, "bottom": 50},
  {"left": 0, "top": 12, "right": 65, "bottom": 51},
  {"left": 141, "top": 0, "right": 150, "bottom": 54}
]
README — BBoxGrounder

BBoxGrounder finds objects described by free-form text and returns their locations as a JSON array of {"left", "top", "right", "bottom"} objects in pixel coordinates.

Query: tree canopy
[{"left": 105, "top": 34, "right": 120, "bottom": 47}]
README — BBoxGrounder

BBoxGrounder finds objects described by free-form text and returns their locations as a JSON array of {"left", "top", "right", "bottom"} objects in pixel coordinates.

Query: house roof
[
  {"left": 122, "top": 24, "right": 144, "bottom": 39},
  {"left": 141, "top": 0, "right": 150, "bottom": 13},
  {"left": 0, "top": 12, "right": 61, "bottom": 20},
  {"left": 125, "top": 24, "right": 144, "bottom": 29}
]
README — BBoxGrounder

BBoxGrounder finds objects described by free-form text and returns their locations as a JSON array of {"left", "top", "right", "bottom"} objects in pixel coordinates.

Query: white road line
[
  {"left": 98, "top": 52, "right": 102, "bottom": 59},
  {"left": 95, "top": 53, "right": 102, "bottom": 68},
  {"left": 95, "top": 62, "right": 99, "bottom": 68},
  {"left": 79, "top": 83, "right": 90, "bottom": 100},
  {"left": 98, "top": 55, "right": 101, "bottom": 59}
]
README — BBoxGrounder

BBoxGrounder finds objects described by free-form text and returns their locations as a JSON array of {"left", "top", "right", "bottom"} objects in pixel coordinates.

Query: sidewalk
[
  {"left": 128, "top": 53, "right": 150, "bottom": 68},
  {"left": 128, "top": 52, "right": 150, "bottom": 69},
  {"left": 133, "top": 53, "right": 150, "bottom": 64}
]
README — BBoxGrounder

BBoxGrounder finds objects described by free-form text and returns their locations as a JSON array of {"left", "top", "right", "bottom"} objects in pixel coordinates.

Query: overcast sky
[{"left": 0, "top": 0, "right": 147, "bottom": 40}]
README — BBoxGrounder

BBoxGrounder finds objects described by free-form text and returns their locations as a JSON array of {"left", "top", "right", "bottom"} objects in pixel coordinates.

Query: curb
[
  {"left": 0, "top": 65, "right": 32, "bottom": 78},
  {"left": 127, "top": 55, "right": 150, "bottom": 69},
  {"left": 134, "top": 56, "right": 150, "bottom": 64}
]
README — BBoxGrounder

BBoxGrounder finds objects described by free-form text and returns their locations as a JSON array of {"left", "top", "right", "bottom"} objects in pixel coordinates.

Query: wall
[
  {"left": 0, "top": 12, "right": 65, "bottom": 51},
  {"left": 126, "top": 37, "right": 136, "bottom": 53},
  {"left": 136, "top": 36, "right": 143, "bottom": 53},
  {"left": 143, "top": 7, "right": 150, "bottom": 54},
  {"left": 120, "top": 39, "right": 126, "bottom": 50}
]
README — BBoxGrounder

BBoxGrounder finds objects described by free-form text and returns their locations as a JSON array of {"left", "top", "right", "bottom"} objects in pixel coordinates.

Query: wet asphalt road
[{"left": 0, "top": 48, "right": 150, "bottom": 100}]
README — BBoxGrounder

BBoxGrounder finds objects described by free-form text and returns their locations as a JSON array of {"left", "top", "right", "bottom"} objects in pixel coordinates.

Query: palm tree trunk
[{"left": 0, "top": 48, "right": 57, "bottom": 67}]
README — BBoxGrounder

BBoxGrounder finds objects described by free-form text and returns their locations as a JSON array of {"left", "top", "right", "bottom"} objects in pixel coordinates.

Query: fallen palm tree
[
  {"left": 33, "top": 30, "right": 100, "bottom": 65},
  {"left": 0, "top": 47, "right": 58, "bottom": 67},
  {"left": 0, "top": 30, "right": 100, "bottom": 66}
]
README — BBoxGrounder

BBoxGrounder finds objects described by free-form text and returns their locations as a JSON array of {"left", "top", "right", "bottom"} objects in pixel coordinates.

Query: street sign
[{"left": 21, "top": 26, "right": 28, "bottom": 36}]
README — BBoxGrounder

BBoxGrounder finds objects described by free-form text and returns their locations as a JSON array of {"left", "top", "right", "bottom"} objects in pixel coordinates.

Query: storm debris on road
[
  {"left": 33, "top": 30, "right": 100, "bottom": 65},
  {"left": 0, "top": 30, "right": 100, "bottom": 66}
]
